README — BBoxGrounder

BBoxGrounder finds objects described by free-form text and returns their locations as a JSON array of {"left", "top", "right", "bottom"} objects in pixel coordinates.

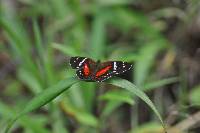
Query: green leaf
[
  {"left": 97, "top": 0, "right": 132, "bottom": 5},
  {"left": 5, "top": 77, "right": 79, "bottom": 133},
  {"left": 101, "top": 100, "right": 123, "bottom": 117},
  {"left": 61, "top": 99, "right": 99, "bottom": 127},
  {"left": 130, "top": 122, "right": 164, "bottom": 133},
  {"left": 76, "top": 112, "right": 99, "bottom": 127},
  {"left": 33, "top": 19, "right": 43, "bottom": 60},
  {"left": 109, "top": 78, "right": 167, "bottom": 132},
  {"left": 17, "top": 68, "right": 43, "bottom": 94},
  {"left": 5, "top": 77, "right": 166, "bottom": 132},
  {"left": 99, "top": 90, "right": 135, "bottom": 105},
  {"left": 0, "top": 102, "right": 49, "bottom": 133},
  {"left": 134, "top": 40, "right": 167, "bottom": 85},
  {"left": 52, "top": 43, "right": 79, "bottom": 56},
  {"left": 90, "top": 7, "right": 106, "bottom": 59},
  {"left": 143, "top": 77, "right": 179, "bottom": 91},
  {"left": 190, "top": 85, "right": 200, "bottom": 105}
]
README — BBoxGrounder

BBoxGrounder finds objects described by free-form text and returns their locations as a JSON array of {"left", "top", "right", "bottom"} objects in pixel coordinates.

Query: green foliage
[
  {"left": 0, "top": 102, "right": 49, "bottom": 133},
  {"left": 109, "top": 79, "right": 166, "bottom": 131},
  {"left": 1, "top": 0, "right": 191, "bottom": 132},
  {"left": 143, "top": 77, "right": 179, "bottom": 91},
  {"left": 61, "top": 99, "right": 99, "bottom": 127},
  {"left": 190, "top": 85, "right": 200, "bottom": 105},
  {"left": 4, "top": 78, "right": 166, "bottom": 133},
  {"left": 89, "top": 7, "right": 106, "bottom": 59},
  {"left": 129, "top": 122, "right": 163, "bottom": 133},
  {"left": 99, "top": 90, "right": 135, "bottom": 105},
  {"left": 5, "top": 77, "right": 78, "bottom": 133}
]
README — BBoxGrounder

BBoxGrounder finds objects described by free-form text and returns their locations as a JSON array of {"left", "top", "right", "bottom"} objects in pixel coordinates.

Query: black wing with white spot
[
  {"left": 69, "top": 56, "right": 88, "bottom": 69},
  {"left": 69, "top": 56, "right": 96, "bottom": 81},
  {"left": 94, "top": 61, "right": 132, "bottom": 82},
  {"left": 111, "top": 61, "right": 132, "bottom": 75}
]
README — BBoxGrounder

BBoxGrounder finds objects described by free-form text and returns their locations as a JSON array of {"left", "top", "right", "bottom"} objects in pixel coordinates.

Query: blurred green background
[{"left": 0, "top": 0, "right": 200, "bottom": 133}]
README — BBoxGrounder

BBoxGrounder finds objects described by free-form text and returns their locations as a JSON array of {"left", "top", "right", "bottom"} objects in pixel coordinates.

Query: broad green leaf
[
  {"left": 109, "top": 78, "right": 167, "bottom": 132},
  {"left": 5, "top": 77, "right": 79, "bottom": 133}
]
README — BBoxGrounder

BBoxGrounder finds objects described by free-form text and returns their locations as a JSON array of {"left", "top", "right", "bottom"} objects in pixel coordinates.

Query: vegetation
[{"left": 0, "top": 0, "right": 200, "bottom": 133}]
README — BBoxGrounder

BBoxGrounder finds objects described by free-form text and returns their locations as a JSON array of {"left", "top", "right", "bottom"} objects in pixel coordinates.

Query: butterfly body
[{"left": 69, "top": 56, "right": 132, "bottom": 82}]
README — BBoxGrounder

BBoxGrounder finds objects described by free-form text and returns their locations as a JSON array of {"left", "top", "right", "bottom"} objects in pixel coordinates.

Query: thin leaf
[
  {"left": 33, "top": 19, "right": 43, "bottom": 59},
  {"left": 17, "top": 68, "right": 43, "bottom": 94},
  {"left": 134, "top": 40, "right": 167, "bottom": 85},
  {"left": 143, "top": 77, "right": 179, "bottom": 91},
  {"left": 130, "top": 122, "right": 164, "bottom": 133},
  {"left": 52, "top": 43, "right": 79, "bottom": 56},
  {"left": 190, "top": 85, "right": 200, "bottom": 105},
  {"left": 99, "top": 90, "right": 135, "bottom": 105},
  {"left": 109, "top": 78, "right": 167, "bottom": 132},
  {"left": 60, "top": 99, "right": 99, "bottom": 127},
  {"left": 5, "top": 77, "right": 79, "bottom": 133},
  {"left": 0, "top": 102, "right": 49, "bottom": 133},
  {"left": 90, "top": 7, "right": 106, "bottom": 59},
  {"left": 101, "top": 100, "right": 124, "bottom": 117}
]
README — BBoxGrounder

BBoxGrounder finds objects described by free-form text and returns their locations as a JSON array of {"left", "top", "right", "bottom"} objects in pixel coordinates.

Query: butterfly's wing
[
  {"left": 94, "top": 61, "right": 132, "bottom": 82},
  {"left": 110, "top": 61, "right": 132, "bottom": 74},
  {"left": 70, "top": 56, "right": 90, "bottom": 69},
  {"left": 69, "top": 56, "right": 96, "bottom": 81}
]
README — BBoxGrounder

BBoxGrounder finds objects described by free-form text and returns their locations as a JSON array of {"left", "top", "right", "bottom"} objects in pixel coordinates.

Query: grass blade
[
  {"left": 5, "top": 77, "right": 79, "bottom": 133},
  {"left": 90, "top": 8, "right": 106, "bottom": 59},
  {"left": 33, "top": 19, "right": 43, "bottom": 60},
  {"left": 143, "top": 77, "right": 179, "bottom": 91},
  {"left": 109, "top": 78, "right": 167, "bottom": 132},
  {"left": 52, "top": 43, "right": 79, "bottom": 56}
]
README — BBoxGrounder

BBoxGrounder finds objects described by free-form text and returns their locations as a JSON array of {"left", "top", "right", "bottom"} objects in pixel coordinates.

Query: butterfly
[{"left": 69, "top": 56, "right": 132, "bottom": 82}]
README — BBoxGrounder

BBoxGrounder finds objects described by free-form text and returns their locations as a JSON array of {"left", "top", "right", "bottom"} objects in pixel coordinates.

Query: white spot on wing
[
  {"left": 79, "top": 58, "right": 87, "bottom": 67},
  {"left": 113, "top": 62, "right": 117, "bottom": 70}
]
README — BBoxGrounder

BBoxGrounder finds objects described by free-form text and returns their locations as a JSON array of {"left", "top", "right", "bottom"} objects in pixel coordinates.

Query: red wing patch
[
  {"left": 95, "top": 65, "right": 112, "bottom": 77},
  {"left": 83, "top": 63, "right": 90, "bottom": 76},
  {"left": 70, "top": 56, "right": 132, "bottom": 82}
]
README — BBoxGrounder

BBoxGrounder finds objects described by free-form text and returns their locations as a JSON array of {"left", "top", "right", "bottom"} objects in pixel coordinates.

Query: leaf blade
[
  {"left": 5, "top": 77, "right": 79, "bottom": 133},
  {"left": 109, "top": 78, "right": 167, "bottom": 132}
]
